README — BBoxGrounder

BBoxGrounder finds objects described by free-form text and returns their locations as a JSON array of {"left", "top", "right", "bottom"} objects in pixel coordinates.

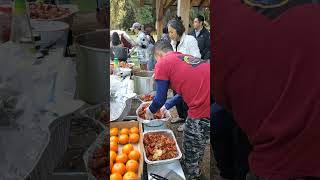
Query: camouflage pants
[{"left": 182, "top": 117, "right": 210, "bottom": 180}]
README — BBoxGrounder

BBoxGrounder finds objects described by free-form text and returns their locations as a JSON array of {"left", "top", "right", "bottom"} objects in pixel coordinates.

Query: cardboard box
[{"left": 110, "top": 121, "right": 143, "bottom": 179}]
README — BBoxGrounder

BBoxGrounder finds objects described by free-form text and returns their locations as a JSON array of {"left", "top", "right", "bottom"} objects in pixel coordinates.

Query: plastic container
[
  {"left": 27, "top": 113, "right": 72, "bottom": 180},
  {"left": 136, "top": 102, "right": 171, "bottom": 127},
  {"left": 142, "top": 129, "right": 182, "bottom": 165},
  {"left": 80, "top": 103, "right": 110, "bottom": 129},
  {"left": 83, "top": 131, "right": 107, "bottom": 180},
  {"left": 30, "top": 20, "right": 70, "bottom": 49}
]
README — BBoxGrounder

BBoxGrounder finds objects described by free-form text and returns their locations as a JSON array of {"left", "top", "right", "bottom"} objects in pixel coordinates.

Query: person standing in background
[
  {"left": 167, "top": 16, "right": 201, "bottom": 132},
  {"left": 143, "top": 24, "right": 156, "bottom": 70},
  {"left": 191, "top": 15, "right": 210, "bottom": 60},
  {"left": 110, "top": 32, "right": 123, "bottom": 47},
  {"left": 144, "top": 24, "right": 156, "bottom": 45},
  {"left": 161, "top": 25, "right": 171, "bottom": 43},
  {"left": 131, "top": 22, "right": 152, "bottom": 70}
]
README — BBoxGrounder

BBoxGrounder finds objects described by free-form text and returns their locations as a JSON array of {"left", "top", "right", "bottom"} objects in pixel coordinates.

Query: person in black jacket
[{"left": 190, "top": 15, "right": 210, "bottom": 60}]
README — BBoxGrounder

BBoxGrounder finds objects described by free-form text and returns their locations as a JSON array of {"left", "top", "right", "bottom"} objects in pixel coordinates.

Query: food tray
[
  {"left": 110, "top": 121, "right": 144, "bottom": 179},
  {"left": 136, "top": 102, "right": 171, "bottom": 127},
  {"left": 83, "top": 131, "right": 107, "bottom": 180},
  {"left": 142, "top": 129, "right": 182, "bottom": 165},
  {"left": 81, "top": 103, "right": 109, "bottom": 129},
  {"left": 31, "top": 4, "right": 79, "bottom": 26},
  {"left": 27, "top": 112, "right": 72, "bottom": 180}
]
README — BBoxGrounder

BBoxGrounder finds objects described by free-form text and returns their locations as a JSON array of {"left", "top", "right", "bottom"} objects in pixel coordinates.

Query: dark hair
[
  {"left": 111, "top": 32, "right": 121, "bottom": 46},
  {"left": 154, "top": 40, "right": 173, "bottom": 53},
  {"left": 144, "top": 24, "right": 153, "bottom": 35},
  {"left": 167, "top": 16, "right": 185, "bottom": 37},
  {"left": 163, "top": 25, "right": 168, "bottom": 34},
  {"left": 196, "top": 15, "right": 205, "bottom": 22}
]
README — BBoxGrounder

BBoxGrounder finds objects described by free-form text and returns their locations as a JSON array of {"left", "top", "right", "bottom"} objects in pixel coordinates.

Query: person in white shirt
[
  {"left": 167, "top": 17, "right": 201, "bottom": 132},
  {"left": 167, "top": 17, "right": 201, "bottom": 58}
]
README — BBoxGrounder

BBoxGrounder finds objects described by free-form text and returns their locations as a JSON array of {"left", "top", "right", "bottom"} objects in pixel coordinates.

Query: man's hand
[
  {"left": 159, "top": 105, "right": 168, "bottom": 119},
  {"left": 145, "top": 107, "right": 154, "bottom": 120},
  {"left": 160, "top": 105, "right": 167, "bottom": 113}
]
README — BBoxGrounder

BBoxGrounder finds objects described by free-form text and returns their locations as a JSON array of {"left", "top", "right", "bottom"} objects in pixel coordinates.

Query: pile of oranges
[{"left": 110, "top": 127, "right": 141, "bottom": 180}]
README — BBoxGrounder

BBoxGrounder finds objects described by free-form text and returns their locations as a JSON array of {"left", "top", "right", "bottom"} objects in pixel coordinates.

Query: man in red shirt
[
  {"left": 213, "top": 0, "right": 320, "bottom": 179},
  {"left": 145, "top": 40, "right": 210, "bottom": 180}
]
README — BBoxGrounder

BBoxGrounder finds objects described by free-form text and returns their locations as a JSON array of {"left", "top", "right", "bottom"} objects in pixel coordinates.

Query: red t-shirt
[
  {"left": 155, "top": 51, "right": 210, "bottom": 119},
  {"left": 213, "top": 0, "right": 320, "bottom": 179}
]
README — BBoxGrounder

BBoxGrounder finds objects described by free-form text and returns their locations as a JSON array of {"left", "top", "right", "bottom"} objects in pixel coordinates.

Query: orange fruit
[
  {"left": 110, "top": 150, "right": 117, "bottom": 162},
  {"left": 130, "top": 127, "right": 139, "bottom": 134},
  {"left": 110, "top": 160, "right": 114, "bottom": 171},
  {"left": 123, "top": 171, "right": 138, "bottom": 180},
  {"left": 122, "top": 144, "right": 134, "bottom": 154},
  {"left": 110, "top": 142, "right": 118, "bottom": 152},
  {"left": 129, "top": 133, "right": 139, "bottom": 144},
  {"left": 128, "top": 150, "right": 140, "bottom": 161},
  {"left": 118, "top": 134, "right": 129, "bottom": 145},
  {"left": 120, "top": 128, "right": 130, "bottom": 135},
  {"left": 110, "top": 173, "right": 123, "bottom": 180},
  {"left": 116, "top": 153, "right": 128, "bottom": 163},
  {"left": 126, "top": 160, "right": 139, "bottom": 172},
  {"left": 110, "top": 128, "right": 119, "bottom": 136},
  {"left": 112, "top": 162, "right": 126, "bottom": 175},
  {"left": 110, "top": 136, "right": 119, "bottom": 143}
]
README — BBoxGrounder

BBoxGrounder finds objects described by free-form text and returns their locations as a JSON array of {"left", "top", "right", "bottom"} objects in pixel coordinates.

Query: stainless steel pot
[
  {"left": 75, "top": 30, "right": 110, "bottom": 104},
  {"left": 133, "top": 71, "right": 155, "bottom": 95}
]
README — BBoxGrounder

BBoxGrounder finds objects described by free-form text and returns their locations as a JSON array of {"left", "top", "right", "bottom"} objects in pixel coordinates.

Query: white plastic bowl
[{"left": 136, "top": 102, "right": 171, "bottom": 127}]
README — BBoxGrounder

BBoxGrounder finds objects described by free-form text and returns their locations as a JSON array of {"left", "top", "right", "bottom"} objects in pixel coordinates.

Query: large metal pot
[
  {"left": 133, "top": 71, "right": 155, "bottom": 95},
  {"left": 75, "top": 30, "right": 109, "bottom": 104}
]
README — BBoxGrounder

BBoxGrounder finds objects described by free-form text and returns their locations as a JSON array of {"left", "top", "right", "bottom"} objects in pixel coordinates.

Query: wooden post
[
  {"left": 140, "top": 0, "right": 145, "bottom": 6},
  {"left": 156, "top": 0, "right": 164, "bottom": 40},
  {"left": 177, "top": 0, "right": 190, "bottom": 33}
]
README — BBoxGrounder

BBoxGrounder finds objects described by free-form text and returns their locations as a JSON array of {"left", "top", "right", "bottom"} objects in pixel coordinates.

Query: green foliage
[
  {"left": 111, "top": 1, "right": 210, "bottom": 31},
  {"left": 121, "top": 0, "right": 136, "bottom": 30},
  {"left": 110, "top": 0, "right": 126, "bottom": 29},
  {"left": 136, "top": 6, "right": 155, "bottom": 26}
]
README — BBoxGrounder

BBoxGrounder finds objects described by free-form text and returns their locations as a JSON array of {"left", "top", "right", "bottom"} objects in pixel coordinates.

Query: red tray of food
[{"left": 142, "top": 130, "right": 182, "bottom": 165}]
